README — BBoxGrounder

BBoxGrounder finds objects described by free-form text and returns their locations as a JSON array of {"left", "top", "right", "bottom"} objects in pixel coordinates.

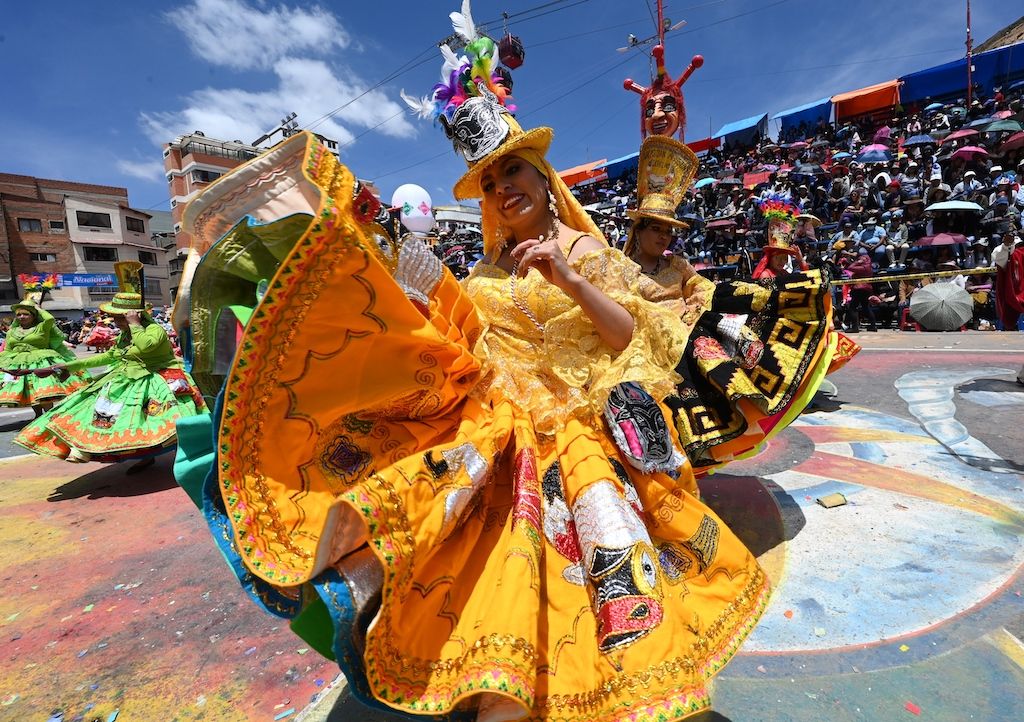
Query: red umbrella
[
  {"left": 916, "top": 233, "right": 968, "bottom": 247},
  {"left": 1000, "top": 131, "right": 1024, "bottom": 152},
  {"left": 788, "top": 141, "right": 809, "bottom": 150},
  {"left": 992, "top": 110, "right": 1012, "bottom": 120},
  {"left": 941, "top": 128, "right": 979, "bottom": 143},
  {"left": 706, "top": 218, "right": 737, "bottom": 229},
  {"left": 950, "top": 145, "right": 988, "bottom": 161}
]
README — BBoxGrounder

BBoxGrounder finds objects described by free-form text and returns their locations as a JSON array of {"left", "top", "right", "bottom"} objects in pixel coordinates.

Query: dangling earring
[{"left": 547, "top": 188, "right": 560, "bottom": 240}]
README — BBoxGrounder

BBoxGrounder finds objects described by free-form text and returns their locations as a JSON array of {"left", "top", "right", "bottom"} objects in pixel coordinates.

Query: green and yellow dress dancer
[
  {"left": 15, "top": 262, "right": 206, "bottom": 466},
  {"left": 0, "top": 297, "right": 89, "bottom": 413}
]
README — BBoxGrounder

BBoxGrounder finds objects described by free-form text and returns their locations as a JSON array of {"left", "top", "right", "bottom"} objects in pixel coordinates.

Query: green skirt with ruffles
[{"left": 14, "top": 364, "right": 206, "bottom": 462}]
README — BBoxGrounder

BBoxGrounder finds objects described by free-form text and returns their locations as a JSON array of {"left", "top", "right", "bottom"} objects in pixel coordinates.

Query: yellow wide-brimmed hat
[
  {"left": 450, "top": 104, "right": 553, "bottom": 200},
  {"left": 99, "top": 260, "right": 152, "bottom": 315},
  {"left": 625, "top": 135, "right": 698, "bottom": 229}
]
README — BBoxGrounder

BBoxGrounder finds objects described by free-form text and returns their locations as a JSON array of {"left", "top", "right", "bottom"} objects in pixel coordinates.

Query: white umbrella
[
  {"left": 909, "top": 283, "right": 973, "bottom": 331},
  {"left": 925, "top": 200, "right": 985, "bottom": 212}
]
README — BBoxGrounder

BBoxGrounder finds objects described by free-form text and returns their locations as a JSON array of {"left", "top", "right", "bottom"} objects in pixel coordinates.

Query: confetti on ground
[
  {"left": 297, "top": 647, "right": 310, "bottom": 655},
  {"left": 273, "top": 709, "right": 296, "bottom": 720},
  {"left": 4, "top": 613, "right": 19, "bottom": 623},
  {"left": 814, "top": 627, "right": 826, "bottom": 637},
  {"left": 244, "top": 646, "right": 257, "bottom": 656},
  {"left": 107, "top": 711, "right": 120, "bottom": 722},
  {"left": 905, "top": 701, "right": 921, "bottom": 715},
  {"left": 784, "top": 610, "right": 794, "bottom": 619},
  {"left": 1, "top": 694, "right": 19, "bottom": 706},
  {"left": 899, "top": 644, "right": 910, "bottom": 652},
  {"left": 314, "top": 678, "right": 325, "bottom": 687},
  {"left": 756, "top": 665, "right": 767, "bottom": 673},
  {"left": 82, "top": 604, "right": 94, "bottom": 613}
]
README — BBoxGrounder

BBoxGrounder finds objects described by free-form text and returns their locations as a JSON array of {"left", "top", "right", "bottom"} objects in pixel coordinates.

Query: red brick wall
[{"left": 2, "top": 197, "right": 76, "bottom": 277}]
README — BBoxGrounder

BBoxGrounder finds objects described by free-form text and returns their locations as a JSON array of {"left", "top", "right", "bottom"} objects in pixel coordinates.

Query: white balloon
[{"left": 391, "top": 183, "right": 435, "bottom": 234}]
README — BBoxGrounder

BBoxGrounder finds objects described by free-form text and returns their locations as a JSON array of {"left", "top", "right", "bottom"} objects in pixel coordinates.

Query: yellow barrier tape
[{"left": 831, "top": 267, "right": 996, "bottom": 286}]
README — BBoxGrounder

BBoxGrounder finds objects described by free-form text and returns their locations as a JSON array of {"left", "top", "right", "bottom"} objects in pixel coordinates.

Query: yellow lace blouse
[
  {"left": 463, "top": 245, "right": 688, "bottom": 436},
  {"left": 636, "top": 255, "right": 717, "bottom": 330}
]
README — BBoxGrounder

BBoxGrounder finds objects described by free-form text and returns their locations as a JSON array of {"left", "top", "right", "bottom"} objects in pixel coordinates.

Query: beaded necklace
[{"left": 507, "top": 222, "right": 560, "bottom": 333}]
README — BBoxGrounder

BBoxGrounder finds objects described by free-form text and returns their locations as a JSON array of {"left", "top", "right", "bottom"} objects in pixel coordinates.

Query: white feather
[
  {"left": 449, "top": 0, "right": 477, "bottom": 42},
  {"left": 439, "top": 43, "right": 467, "bottom": 80},
  {"left": 400, "top": 89, "right": 436, "bottom": 120}
]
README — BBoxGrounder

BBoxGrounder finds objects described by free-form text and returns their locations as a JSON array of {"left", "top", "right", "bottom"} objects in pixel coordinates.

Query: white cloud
[
  {"left": 116, "top": 158, "right": 167, "bottom": 183},
  {"left": 141, "top": 57, "right": 414, "bottom": 146},
  {"left": 166, "top": 0, "right": 351, "bottom": 71},
  {"left": 142, "top": 0, "right": 415, "bottom": 149}
]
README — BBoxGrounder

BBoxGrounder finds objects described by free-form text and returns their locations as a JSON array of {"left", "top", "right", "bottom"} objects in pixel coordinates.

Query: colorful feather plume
[
  {"left": 757, "top": 193, "right": 802, "bottom": 224},
  {"left": 401, "top": 0, "right": 516, "bottom": 123}
]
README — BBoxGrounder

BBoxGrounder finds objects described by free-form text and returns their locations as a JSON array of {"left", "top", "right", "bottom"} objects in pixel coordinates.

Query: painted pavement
[{"left": 0, "top": 453, "right": 334, "bottom": 722}]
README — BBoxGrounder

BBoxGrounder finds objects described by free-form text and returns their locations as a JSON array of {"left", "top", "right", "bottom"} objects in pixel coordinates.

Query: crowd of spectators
[{"left": 563, "top": 84, "right": 1024, "bottom": 331}]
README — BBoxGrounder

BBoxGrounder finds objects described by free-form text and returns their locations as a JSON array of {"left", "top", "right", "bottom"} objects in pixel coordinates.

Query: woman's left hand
[
  {"left": 511, "top": 236, "right": 580, "bottom": 292},
  {"left": 124, "top": 310, "right": 142, "bottom": 325}
]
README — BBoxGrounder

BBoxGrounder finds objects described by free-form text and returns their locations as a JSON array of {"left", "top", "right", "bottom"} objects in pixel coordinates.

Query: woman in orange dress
[{"left": 173, "top": 8, "right": 771, "bottom": 721}]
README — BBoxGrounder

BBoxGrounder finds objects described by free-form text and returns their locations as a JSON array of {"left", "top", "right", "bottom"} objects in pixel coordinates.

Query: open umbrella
[
  {"left": 861, "top": 143, "right": 890, "bottom": 153},
  {"left": 916, "top": 232, "right": 969, "bottom": 247},
  {"left": 991, "top": 110, "right": 1013, "bottom": 120},
  {"left": 968, "top": 117, "right": 993, "bottom": 128},
  {"left": 941, "top": 128, "right": 978, "bottom": 143},
  {"left": 831, "top": 151, "right": 853, "bottom": 160},
  {"left": 856, "top": 149, "right": 892, "bottom": 164},
  {"left": 950, "top": 145, "right": 988, "bottom": 161},
  {"left": 706, "top": 218, "right": 737, "bottom": 229},
  {"left": 787, "top": 141, "right": 809, "bottom": 150},
  {"left": 1000, "top": 132, "right": 1024, "bottom": 152},
  {"left": 694, "top": 177, "right": 717, "bottom": 189},
  {"left": 811, "top": 139, "right": 831, "bottom": 148},
  {"left": 793, "top": 163, "right": 826, "bottom": 176},
  {"left": 904, "top": 134, "right": 936, "bottom": 148},
  {"left": 925, "top": 200, "right": 985, "bottom": 213},
  {"left": 718, "top": 177, "right": 743, "bottom": 186},
  {"left": 949, "top": 106, "right": 967, "bottom": 117},
  {"left": 909, "top": 283, "right": 973, "bottom": 331},
  {"left": 984, "top": 119, "right": 1023, "bottom": 133},
  {"left": 924, "top": 102, "right": 944, "bottom": 112}
]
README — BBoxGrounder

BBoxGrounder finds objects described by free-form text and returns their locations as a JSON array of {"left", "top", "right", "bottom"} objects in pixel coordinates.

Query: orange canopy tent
[
  {"left": 558, "top": 159, "right": 607, "bottom": 187},
  {"left": 832, "top": 80, "right": 901, "bottom": 121}
]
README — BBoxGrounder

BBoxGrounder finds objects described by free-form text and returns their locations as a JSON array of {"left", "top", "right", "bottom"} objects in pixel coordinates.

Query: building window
[
  {"left": 49, "top": 220, "right": 66, "bottom": 231},
  {"left": 18, "top": 218, "right": 43, "bottom": 233},
  {"left": 76, "top": 211, "right": 113, "bottom": 229},
  {"left": 144, "top": 278, "right": 162, "bottom": 297},
  {"left": 87, "top": 285, "right": 116, "bottom": 298},
  {"left": 191, "top": 169, "right": 222, "bottom": 184},
  {"left": 138, "top": 250, "right": 158, "bottom": 266},
  {"left": 84, "top": 246, "right": 118, "bottom": 262},
  {"left": 126, "top": 217, "right": 146, "bottom": 233},
  {"left": 29, "top": 252, "right": 58, "bottom": 262}
]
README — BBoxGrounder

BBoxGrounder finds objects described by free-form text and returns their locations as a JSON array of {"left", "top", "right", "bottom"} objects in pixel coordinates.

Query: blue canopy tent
[
  {"left": 772, "top": 97, "right": 832, "bottom": 135},
  {"left": 901, "top": 40, "right": 1024, "bottom": 105},
  {"left": 596, "top": 151, "right": 640, "bottom": 181},
  {"left": 712, "top": 113, "right": 768, "bottom": 148}
]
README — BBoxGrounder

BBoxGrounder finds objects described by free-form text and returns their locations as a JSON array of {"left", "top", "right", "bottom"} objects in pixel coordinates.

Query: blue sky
[{"left": 0, "top": 0, "right": 1013, "bottom": 211}]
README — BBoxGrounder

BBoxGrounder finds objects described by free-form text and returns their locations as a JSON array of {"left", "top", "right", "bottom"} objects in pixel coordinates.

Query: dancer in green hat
[
  {"left": 0, "top": 295, "right": 90, "bottom": 415},
  {"left": 14, "top": 262, "right": 207, "bottom": 471}
]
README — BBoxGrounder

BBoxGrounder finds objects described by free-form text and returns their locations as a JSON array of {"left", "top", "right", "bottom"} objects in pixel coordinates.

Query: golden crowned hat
[
  {"left": 99, "top": 261, "right": 152, "bottom": 314},
  {"left": 626, "top": 135, "right": 699, "bottom": 229}
]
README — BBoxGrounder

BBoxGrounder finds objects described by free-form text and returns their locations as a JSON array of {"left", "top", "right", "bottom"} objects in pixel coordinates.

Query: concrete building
[
  {"left": 163, "top": 132, "right": 260, "bottom": 260},
  {"left": 0, "top": 173, "right": 173, "bottom": 316}
]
